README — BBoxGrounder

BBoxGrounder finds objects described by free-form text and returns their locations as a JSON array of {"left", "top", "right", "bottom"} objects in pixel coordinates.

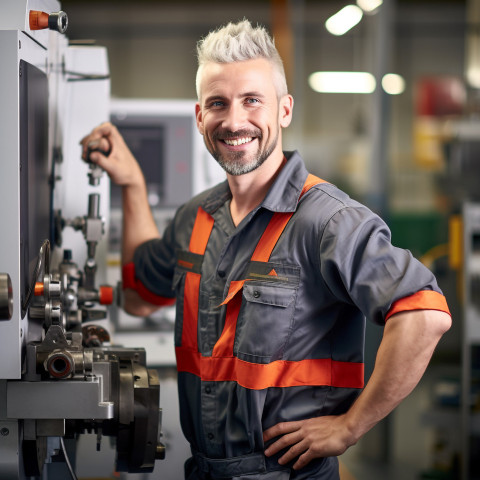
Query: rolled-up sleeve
[
  {"left": 132, "top": 218, "right": 178, "bottom": 302},
  {"left": 319, "top": 205, "right": 450, "bottom": 324}
]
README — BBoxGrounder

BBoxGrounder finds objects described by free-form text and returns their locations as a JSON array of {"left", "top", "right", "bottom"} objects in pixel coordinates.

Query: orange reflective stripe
[
  {"left": 251, "top": 174, "right": 326, "bottom": 262},
  {"left": 251, "top": 212, "right": 294, "bottom": 262},
  {"left": 181, "top": 207, "right": 215, "bottom": 350},
  {"left": 302, "top": 173, "right": 327, "bottom": 194},
  {"left": 182, "top": 273, "right": 202, "bottom": 349},
  {"left": 190, "top": 207, "right": 215, "bottom": 254},
  {"left": 176, "top": 346, "right": 364, "bottom": 389},
  {"left": 385, "top": 290, "right": 451, "bottom": 321},
  {"left": 219, "top": 280, "right": 246, "bottom": 306},
  {"left": 212, "top": 285, "right": 243, "bottom": 357}
]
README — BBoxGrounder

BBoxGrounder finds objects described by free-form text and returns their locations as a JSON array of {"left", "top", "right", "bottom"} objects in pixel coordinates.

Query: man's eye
[
  {"left": 211, "top": 101, "right": 225, "bottom": 107},
  {"left": 246, "top": 98, "right": 260, "bottom": 104}
]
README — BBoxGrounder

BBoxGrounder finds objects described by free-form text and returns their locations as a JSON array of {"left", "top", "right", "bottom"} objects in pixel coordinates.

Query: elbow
[
  {"left": 122, "top": 289, "right": 159, "bottom": 317},
  {"left": 123, "top": 302, "right": 156, "bottom": 318},
  {"left": 424, "top": 310, "right": 452, "bottom": 342},
  {"left": 437, "top": 310, "right": 452, "bottom": 336}
]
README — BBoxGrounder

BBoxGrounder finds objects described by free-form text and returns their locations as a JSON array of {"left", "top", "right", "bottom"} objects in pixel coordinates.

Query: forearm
[
  {"left": 263, "top": 311, "right": 450, "bottom": 470},
  {"left": 121, "top": 179, "right": 160, "bottom": 264},
  {"left": 120, "top": 179, "right": 162, "bottom": 316},
  {"left": 343, "top": 309, "right": 451, "bottom": 445}
]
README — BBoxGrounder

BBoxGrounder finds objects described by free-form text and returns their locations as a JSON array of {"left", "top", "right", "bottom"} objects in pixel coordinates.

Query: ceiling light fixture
[
  {"left": 381, "top": 73, "right": 405, "bottom": 95},
  {"left": 325, "top": 5, "right": 363, "bottom": 36},
  {"left": 309, "top": 72, "right": 376, "bottom": 94},
  {"left": 356, "top": 0, "right": 383, "bottom": 13}
]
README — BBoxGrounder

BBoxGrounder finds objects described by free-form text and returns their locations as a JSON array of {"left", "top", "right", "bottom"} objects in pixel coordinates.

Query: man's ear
[
  {"left": 195, "top": 103, "right": 204, "bottom": 135},
  {"left": 279, "top": 94, "right": 294, "bottom": 129}
]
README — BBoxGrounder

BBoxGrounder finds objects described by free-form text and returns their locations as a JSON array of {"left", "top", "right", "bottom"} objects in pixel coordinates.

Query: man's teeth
[{"left": 224, "top": 137, "right": 253, "bottom": 146}]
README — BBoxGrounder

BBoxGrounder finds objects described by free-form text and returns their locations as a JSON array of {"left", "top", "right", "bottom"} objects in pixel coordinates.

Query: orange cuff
[
  {"left": 122, "top": 262, "right": 176, "bottom": 307},
  {"left": 385, "top": 290, "right": 451, "bottom": 322},
  {"left": 122, "top": 262, "right": 137, "bottom": 290}
]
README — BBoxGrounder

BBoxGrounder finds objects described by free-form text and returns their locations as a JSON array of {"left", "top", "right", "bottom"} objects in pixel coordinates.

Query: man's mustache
[{"left": 212, "top": 129, "right": 262, "bottom": 141}]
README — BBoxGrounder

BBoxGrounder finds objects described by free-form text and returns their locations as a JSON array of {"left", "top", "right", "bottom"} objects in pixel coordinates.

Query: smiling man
[
  {"left": 81, "top": 19, "right": 451, "bottom": 480},
  {"left": 196, "top": 58, "right": 288, "bottom": 177}
]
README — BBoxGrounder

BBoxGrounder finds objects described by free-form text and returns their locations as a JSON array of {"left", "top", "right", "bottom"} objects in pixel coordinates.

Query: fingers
[
  {"left": 292, "top": 450, "right": 313, "bottom": 471},
  {"left": 264, "top": 421, "right": 304, "bottom": 462},
  {"left": 263, "top": 418, "right": 335, "bottom": 471},
  {"left": 264, "top": 430, "right": 301, "bottom": 457},
  {"left": 263, "top": 421, "right": 301, "bottom": 443},
  {"left": 79, "top": 122, "right": 117, "bottom": 161},
  {"left": 277, "top": 437, "right": 308, "bottom": 465},
  {"left": 87, "top": 137, "right": 111, "bottom": 155},
  {"left": 264, "top": 429, "right": 312, "bottom": 470}
]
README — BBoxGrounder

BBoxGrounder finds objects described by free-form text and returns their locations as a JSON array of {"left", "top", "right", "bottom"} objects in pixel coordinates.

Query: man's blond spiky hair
[{"left": 195, "top": 19, "right": 288, "bottom": 100}]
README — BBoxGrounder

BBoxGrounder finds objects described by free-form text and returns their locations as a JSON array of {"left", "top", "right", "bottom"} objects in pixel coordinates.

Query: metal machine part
[
  {"left": 4, "top": 209, "right": 166, "bottom": 478},
  {"left": 86, "top": 139, "right": 111, "bottom": 186},
  {"left": 0, "top": 274, "right": 13, "bottom": 321},
  {"left": 8, "top": 346, "right": 164, "bottom": 475},
  {"left": 13, "top": 195, "right": 165, "bottom": 478},
  {"left": 56, "top": 192, "right": 106, "bottom": 295},
  {"left": 29, "top": 10, "right": 68, "bottom": 33}
]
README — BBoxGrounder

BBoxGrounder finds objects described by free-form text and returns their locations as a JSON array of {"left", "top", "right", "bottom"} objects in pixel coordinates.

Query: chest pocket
[{"left": 234, "top": 262, "right": 300, "bottom": 364}]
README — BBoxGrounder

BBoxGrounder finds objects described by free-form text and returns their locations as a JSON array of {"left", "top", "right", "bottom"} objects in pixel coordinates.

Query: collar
[
  {"left": 261, "top": 151, "right": 309, "bottom": 213},
  {"left": 201, "top": 150, "right": 309, "bottom": 215}
]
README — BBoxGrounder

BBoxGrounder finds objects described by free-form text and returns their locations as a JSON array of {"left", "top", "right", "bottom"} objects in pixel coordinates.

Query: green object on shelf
[{"left": 388, "top": 212, "right": 448, "bottom": 258}]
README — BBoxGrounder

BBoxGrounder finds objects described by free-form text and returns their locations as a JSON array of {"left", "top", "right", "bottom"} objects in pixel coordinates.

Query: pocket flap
[{"left": 243, "top": 283, "right": 296, "bottom": 308}]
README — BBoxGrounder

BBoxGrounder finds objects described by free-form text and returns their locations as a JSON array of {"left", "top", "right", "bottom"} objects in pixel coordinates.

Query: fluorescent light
[
  {"left": 309, "top": 72, "right": 376, "bottom": 94},
  {"left": 356, "top": 0, "right": 383, "bottom": 13},
  {"left": 325, "top": 5, "right": 363, "bottom": 36},
  {"left": 382, "top": 74, "right": 405, "bottom": 95},
  {"left": 466, "top": 33, "right": 480, "bottom": 88},
  {"left": 467, "top": 67, "right": 480, "bottom": 89}
]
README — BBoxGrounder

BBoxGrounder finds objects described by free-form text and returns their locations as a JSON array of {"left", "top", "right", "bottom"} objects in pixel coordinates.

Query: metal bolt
[
  {"left": 155, "top": 443, "right": 166, "bottom": 460},
  {"left": 0, "top": 428, "right": 9, "bottom": 436}
]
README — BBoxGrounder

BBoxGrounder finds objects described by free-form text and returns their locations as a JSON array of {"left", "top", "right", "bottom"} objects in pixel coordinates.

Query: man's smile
[{"left": 223, "top": 137, "right": 253, "bottom": 146}]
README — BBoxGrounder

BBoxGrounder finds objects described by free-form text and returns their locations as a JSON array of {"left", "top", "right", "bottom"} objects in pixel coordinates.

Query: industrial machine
[{"left": 0, "top": 1, "right": 165, "bottom": 478}]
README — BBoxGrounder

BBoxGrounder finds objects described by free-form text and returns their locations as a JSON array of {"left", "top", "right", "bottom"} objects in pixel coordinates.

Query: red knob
[
  {"left": 29, "top": 10, "right": 68, "bottom": 33},
  {"left": 29, "top": 10, "right": 49, "bottom": 30},
  {"left": 99, "top": 286, "right": 113, "bottom": 305},
  {"left": 34, "top": 282, "right": 44, "bottom": 296}
]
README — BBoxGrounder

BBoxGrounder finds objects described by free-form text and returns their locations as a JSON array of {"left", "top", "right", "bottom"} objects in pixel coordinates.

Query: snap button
[
  {"left": 218, "top": 270, "right": 226, "bottom": 278},
  {"left": 207, "top": 433, "right": 214, "bottom": 440},
  {"left": 205, "top": 386, "right": 211, "bottom": 394},
  {"left": 253, "top": 290, "right": 261, "bottom": 298}
]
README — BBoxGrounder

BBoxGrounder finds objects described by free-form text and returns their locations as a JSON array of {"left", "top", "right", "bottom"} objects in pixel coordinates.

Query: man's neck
[{"left": 227, "top": 152, "right": 286, "bottom": 227}]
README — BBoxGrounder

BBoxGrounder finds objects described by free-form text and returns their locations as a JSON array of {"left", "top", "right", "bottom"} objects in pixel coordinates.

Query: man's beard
[{"left": 208, "top": 128, "right": 279, "bottom": 176}]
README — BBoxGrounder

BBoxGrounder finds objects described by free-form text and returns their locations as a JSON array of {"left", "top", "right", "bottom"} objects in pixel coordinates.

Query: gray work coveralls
[{"left": 129, "top": 151, "right": 450, "bottom": 479}]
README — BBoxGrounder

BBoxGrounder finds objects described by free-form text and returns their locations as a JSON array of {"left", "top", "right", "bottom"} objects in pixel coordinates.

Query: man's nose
[{"left": 221, "top": 103, "right": 247, "bottom": 132}]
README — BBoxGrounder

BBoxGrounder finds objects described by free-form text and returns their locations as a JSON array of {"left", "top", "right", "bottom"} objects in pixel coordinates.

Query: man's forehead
[{"left": 200, "top": 59, "right": 275, "bottom": 94}]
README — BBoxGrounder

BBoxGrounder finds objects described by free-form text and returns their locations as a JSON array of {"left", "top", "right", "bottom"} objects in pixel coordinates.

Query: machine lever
[{"left": 29, "top": 11, "right": 68, "bottom": 34}]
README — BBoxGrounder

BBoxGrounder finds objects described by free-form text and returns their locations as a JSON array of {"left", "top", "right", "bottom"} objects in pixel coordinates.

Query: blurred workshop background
[{"left": 58, "top": 0, "right": 478, "bottom": 479}]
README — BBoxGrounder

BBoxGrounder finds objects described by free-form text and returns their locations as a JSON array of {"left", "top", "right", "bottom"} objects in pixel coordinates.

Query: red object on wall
[{"left": 416, "top": 77, "right": 466, "bottom": 117}]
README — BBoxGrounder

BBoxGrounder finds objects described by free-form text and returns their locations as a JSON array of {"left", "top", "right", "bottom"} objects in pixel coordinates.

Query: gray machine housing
[{"left": 0, "top": 1, "right": 165, "bottom": 478}]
